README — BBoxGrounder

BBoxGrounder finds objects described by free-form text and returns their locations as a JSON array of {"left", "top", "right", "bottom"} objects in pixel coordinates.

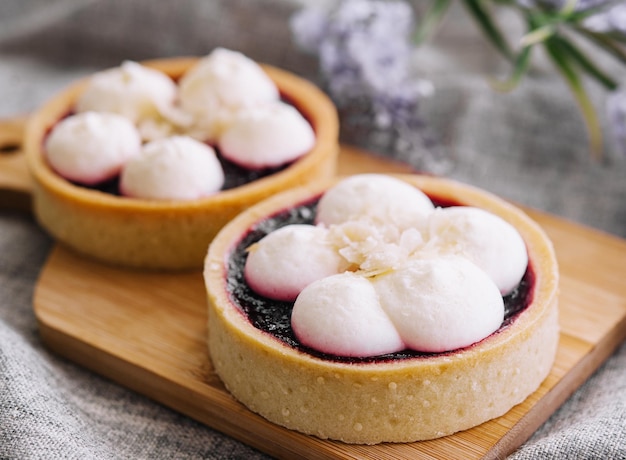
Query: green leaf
[
  {"left": 543, "top": 37, "right": 604, "bottom": 158},
  {"left": 554, "top": 35, "right": 618, "bottom": 90},
  {"left": 602, "top": 31, "right": 626, "bottom": 45},
  {"left": 575, "top": 28, "right": 626, "bottom": 65},
  {"left": 520, "top": 24, "right": 555, "bottom": 47},
  {"left": 413, "top": 0, "right": 454, "bottom": 45},
  {"left": 462, "top": 0, "right": 515, "bottom": 61},
  {"left": 490, "top": 45, "right": 533, "bottom": 92},
  {"left": 559, "top": 0, "right": 579, "bottom": 17},
  {"left": 579, "top": 27, "right": 626, "bottom": 46}
]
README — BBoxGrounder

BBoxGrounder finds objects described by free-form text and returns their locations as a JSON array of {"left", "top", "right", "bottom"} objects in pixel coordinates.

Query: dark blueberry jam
[{"left": 226, "top": 196, "right": 535, "bottom": 364}]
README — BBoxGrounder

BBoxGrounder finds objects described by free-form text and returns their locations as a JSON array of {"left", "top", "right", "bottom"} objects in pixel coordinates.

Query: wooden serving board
[{"left": 2, "top": 118, "right": 626, "bottom": 459}]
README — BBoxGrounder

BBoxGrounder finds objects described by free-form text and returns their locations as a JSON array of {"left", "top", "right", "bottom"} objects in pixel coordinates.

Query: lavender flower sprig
[
  {"left": 290, "top": 0, "right": 450, "bottom": 173},
  {"left": 415, "top": 0, "right": 626, "bottom": 158}
]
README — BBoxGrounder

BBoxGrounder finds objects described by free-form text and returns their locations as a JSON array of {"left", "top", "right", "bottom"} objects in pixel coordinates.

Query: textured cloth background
[{"left": 0, "top": 1, "right": 625, "bottom": 459}]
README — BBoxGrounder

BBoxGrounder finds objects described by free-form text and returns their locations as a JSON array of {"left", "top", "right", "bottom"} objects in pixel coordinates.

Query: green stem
[
  {"left": 575, "top": 27, "right": 626, "bottom": 65},
  {"left": 520, "top": 24, "right": 555, "bottom": 47},
  {"left": 554, "top": 35, "right": 618, "bottom": 90},
  {"left": 490, "top": 45, "right": 533, "bottom": 92},
  {"left": 544, "top": 37, "right": 604, "bottom": 158},
  {"left": 413, "top": 0, "right": 453, "bottom": 45},
  {"left": 462, "top": 0, "right": 515, "bottom": 61}
]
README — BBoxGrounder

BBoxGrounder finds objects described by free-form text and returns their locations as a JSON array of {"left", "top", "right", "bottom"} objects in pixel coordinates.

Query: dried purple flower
[{"left": 290, "top": 0, "right": 449, "bottom": 173}]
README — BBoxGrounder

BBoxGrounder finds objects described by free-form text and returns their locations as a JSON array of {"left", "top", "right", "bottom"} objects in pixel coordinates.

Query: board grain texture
[{"left": 2, "top": 118, "right": 626, "bottom": 459}]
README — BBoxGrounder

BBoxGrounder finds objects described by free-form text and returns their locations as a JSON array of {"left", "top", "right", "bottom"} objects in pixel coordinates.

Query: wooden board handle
[{"left": 0, "top": 116, "right": 32, "bottom": 211}]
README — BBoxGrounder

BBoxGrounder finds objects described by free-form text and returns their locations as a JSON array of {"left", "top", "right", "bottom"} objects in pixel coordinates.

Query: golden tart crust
[
  {"left": 204, "top": 174, "right": 559, "bottom": 444},
  {"left": 24, "top": 57, "right": 339, "bottom": 270}
]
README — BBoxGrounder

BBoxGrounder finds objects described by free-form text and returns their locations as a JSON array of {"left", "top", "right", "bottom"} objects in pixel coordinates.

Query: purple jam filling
[{"left": 226, "top": 196, "right": 535, "bottom": 364}]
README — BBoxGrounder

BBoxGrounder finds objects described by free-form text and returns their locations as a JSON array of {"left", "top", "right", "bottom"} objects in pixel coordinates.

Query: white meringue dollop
[
  {"left": 75, "top": 61, "right": 178, "bottom": 125},
  {"left": 427, "top": 206, "right": 528, "bottom": 294},
  {"left": 120, "top": 136, "right": 224, "bottom": 200},
  {"left": 316, "top": 174, "right": 435, "bottom": 230},
  {"left": 45, "top": 111, "right": 142, "bottom": 185},
  {"left": 218, "top": 101, "right": 315, "bottom": 169},
  {"left": 292, "top": 272, "right": 405, "bottom": 357},
  {"left": 244, "top": 225, "right": 346, "bottom": 302},
  {"left": 372, "top": 257, "right": 505, "bottom": 353},
  {"left": 178, "top": 47, "right": 280, "bottom": 141}
]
